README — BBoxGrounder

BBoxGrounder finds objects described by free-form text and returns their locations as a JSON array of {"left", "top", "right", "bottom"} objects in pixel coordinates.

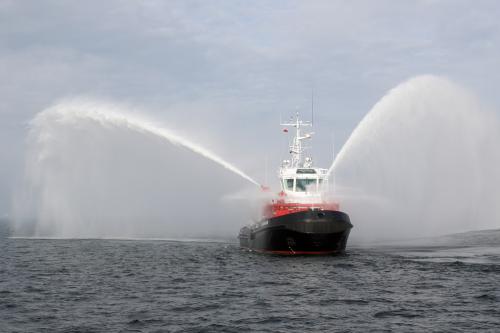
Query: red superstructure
[{"left": 263, "top": 200, "right": 339, "bottom": 219}]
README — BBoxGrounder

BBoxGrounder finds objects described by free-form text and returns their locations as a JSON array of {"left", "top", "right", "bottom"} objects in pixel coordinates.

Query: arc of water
[{"left": 33, "top": 101, "right": 260, "bottom": 187}]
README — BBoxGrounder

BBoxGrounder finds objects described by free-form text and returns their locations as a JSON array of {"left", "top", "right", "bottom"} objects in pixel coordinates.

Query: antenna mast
[
  {"left": 311, "top": 88, "right": 314, "bottom": 126},
  {"left": 281, "top": 113, "right": 313, "bottom": 168}
]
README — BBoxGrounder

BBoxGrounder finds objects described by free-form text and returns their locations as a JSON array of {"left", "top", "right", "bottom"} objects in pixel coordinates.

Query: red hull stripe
[{"left": 263, "top": 202, "right": 340, "bottom": 219}]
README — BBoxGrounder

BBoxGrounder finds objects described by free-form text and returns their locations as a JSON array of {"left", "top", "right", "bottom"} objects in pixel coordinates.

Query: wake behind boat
[{"left": 238, "top": 113, "right": 352, "bottom": 255}]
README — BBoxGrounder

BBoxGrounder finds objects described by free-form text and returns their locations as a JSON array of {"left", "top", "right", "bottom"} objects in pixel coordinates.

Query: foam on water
[{"left": 330, "top": 75, "right": 500, "bottom": 241}]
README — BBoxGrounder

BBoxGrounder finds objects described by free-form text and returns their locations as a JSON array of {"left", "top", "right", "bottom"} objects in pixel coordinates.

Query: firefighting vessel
[{"left": 238, "top": 113, "right": 352, "bottom": 255}]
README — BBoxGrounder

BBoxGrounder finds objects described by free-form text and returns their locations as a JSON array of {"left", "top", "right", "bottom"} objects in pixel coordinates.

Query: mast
[
  {"left": 311, "top": 88, "right": 314, "bottom": 126},
  {"left": 281, "top": 113, "right": 313, "bottom": 168}
]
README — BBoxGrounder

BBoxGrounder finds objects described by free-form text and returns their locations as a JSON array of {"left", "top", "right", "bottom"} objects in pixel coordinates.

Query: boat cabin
[
  {"left": 276, "top": 113, "right": 331, "bottom": 197},
  {"left": 279, "top": 165, "right": 329, "bottom": 195}
]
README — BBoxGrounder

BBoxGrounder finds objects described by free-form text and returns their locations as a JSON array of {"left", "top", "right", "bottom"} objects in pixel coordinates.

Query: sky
[{"left": 1, "top": 0, "right": 500, "bottom": 216}]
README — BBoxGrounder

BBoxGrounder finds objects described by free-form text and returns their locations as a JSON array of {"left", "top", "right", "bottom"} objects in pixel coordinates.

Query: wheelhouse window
[
  {"left": 285, "top": 178, "right": 294, "bottom": 190},
  {"left": 295, "top": 178, "right": 316, "bottom": 192},
  {"left": 297, "top": 169, "right": 316, "bottom": 174}
]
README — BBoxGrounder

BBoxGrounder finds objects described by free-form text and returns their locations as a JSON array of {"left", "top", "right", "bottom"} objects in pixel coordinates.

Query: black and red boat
[{"left": 238, "top": 113, "right": 352, "bottom": 255}]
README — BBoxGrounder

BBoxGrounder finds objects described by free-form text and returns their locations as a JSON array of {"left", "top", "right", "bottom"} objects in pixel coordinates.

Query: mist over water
[
  {"left": 331, "top": 75, "right": 500, "bottom": 241},
  {"left": 13, "top": 99, "right": 258, "bottom": 238},
  {"left": 12, "top": 76, "right": 500, "bottom": 241}
]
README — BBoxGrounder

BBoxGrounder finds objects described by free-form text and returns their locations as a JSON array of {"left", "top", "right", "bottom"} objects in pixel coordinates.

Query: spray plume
[
  {"left": 35, "top": 100, "right": 259, "bottom": 186},
  {"left": 329, "top": 75, "right": 500, "bottom": 241},
  {"left": 13, "top": 99, "right": 258, "bottom": 238}
]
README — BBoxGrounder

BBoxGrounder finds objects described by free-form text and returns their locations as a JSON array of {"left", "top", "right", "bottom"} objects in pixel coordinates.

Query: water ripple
[{"left": 1, "top": 237, "right": 499, "bottom": 332}]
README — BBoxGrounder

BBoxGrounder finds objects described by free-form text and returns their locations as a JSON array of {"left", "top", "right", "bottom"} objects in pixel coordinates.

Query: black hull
[{"left": 238, "top": 210, "right": 352, "bottom": 255}]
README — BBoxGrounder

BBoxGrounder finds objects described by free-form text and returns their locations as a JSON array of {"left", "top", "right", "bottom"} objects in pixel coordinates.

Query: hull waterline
[{"left": 239, "top": 210, "right": 352, "bottom": 255}]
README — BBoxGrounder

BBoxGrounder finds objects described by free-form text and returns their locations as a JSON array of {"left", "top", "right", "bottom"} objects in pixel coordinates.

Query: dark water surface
[{"left": 1, "top": 231, "right": 500, "bottom": 332}]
